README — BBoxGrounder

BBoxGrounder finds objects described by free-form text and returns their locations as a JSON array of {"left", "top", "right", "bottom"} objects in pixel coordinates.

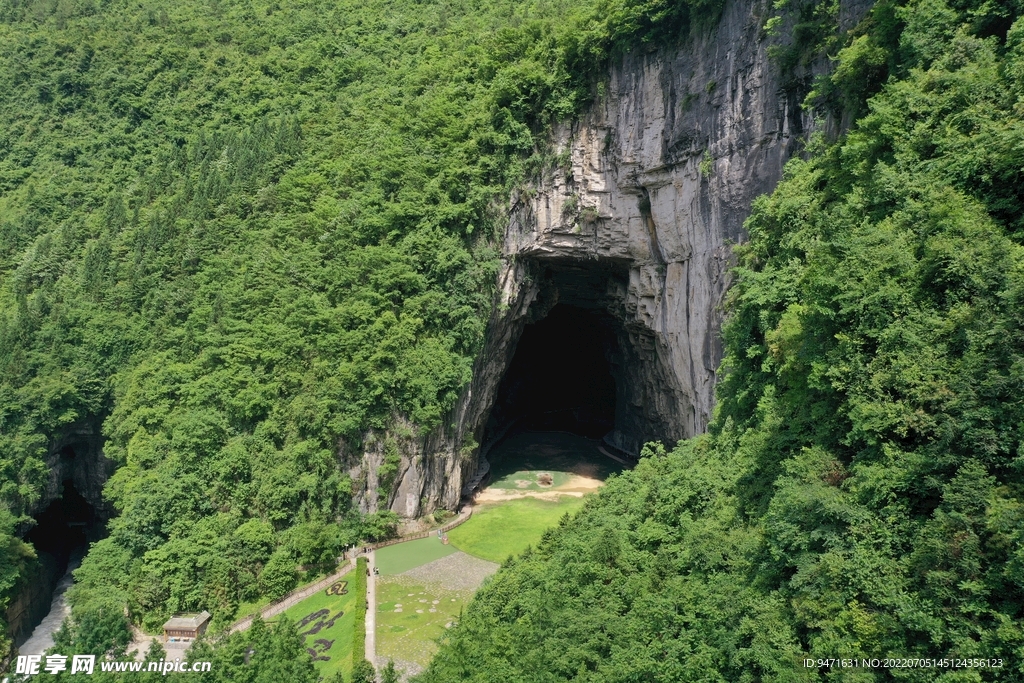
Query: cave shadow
[
  {"left": 24, "top": 477, "right": 97, "bottom": 574},
  {"left": 481, "top": 304, "right": 631, "bottom": 488},
  {"left": 488, "top": 304, "right": 617, "bottom": 440},
  {"left": 16, "top": 445, "right": 107, "bottom": 648}
]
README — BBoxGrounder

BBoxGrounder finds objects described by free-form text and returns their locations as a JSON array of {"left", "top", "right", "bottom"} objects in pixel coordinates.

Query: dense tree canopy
[{"left": 3, "top": 0, "right": 1021, "bottom": 679}]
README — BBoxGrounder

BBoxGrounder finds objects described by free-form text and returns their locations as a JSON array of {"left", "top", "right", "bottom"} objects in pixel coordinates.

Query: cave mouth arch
[
  {"left": 486, "top": 304, "right": 618, "bottom": 440},
  {"left": 24, "top": 477, "right": 97, "bottom": 573},
  {"left": 476, "top": 256, "right": 689, "bottom": 467},
  {"left": 15, "top": 440, "right": 109, "bottom": 650}
]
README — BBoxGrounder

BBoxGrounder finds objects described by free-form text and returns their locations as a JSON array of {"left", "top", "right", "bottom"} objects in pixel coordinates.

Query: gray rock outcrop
[{"left": 7, "top": 424, "right": 111, "bottom": 648}]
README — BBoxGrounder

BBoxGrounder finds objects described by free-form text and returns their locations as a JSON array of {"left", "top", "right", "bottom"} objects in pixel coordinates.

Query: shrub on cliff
[{"left": 0, "top": 0, "right": 723, "bottom": 653}]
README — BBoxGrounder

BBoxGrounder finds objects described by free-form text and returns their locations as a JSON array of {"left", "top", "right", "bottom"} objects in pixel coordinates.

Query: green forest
[{"left": 2, "top": 0, "right": 1023, "bottom": 680}]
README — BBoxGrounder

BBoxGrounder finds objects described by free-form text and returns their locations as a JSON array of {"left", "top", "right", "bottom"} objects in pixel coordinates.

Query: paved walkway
[
  {"left": 366, "top": 550, "right": 376, "bottom": 664},
  {"left": 224, "top": 506, "right": 473, "bottom": 639}
]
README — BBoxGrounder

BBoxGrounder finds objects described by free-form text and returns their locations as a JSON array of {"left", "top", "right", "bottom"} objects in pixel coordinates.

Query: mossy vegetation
[
  {"left": 449, "top": 498, "right": 588, "bottom": 564},
  {"left": 3, "top": 0, "right": 1021, "bottom": 679}
]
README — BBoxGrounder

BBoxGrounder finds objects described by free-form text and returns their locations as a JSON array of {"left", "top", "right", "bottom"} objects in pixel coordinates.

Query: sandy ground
[
  {"left": 473, "top": 473, "right": 602, "bottom": 503},
  {"left": 126, "top": 629, "right": 159, "bottom": 661}
]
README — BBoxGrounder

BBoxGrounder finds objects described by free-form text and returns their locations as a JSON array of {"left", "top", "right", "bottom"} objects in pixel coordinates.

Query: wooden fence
[
  {"left": 227, "top": 505, "right": 474, "bottom": 634},
  {"left": 344, "top": 505, "right": 473, "bottom": 556}
]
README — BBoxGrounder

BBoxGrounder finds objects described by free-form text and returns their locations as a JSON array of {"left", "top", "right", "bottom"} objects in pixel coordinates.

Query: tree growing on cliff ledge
[
  {"left": 1, "top": 0, "right": 1021, "bottom": 679},
  {"left": 0, "top": 0, "right": 727, "bottom": 664}
]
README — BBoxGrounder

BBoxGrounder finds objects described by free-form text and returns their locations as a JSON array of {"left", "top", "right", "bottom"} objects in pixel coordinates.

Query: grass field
[
  {"left": 489, "top": 467, "right": 573, "bottom": 490},
  {"left": 375, "top": 536, "right": 458, "bottom": 576},
  {"left": 448, "top": 497, "right": 587, "bottom": 563},
  {"left": 376, "top": 576, "right": 471, "bottom": 674},
  {"left": 271, "top": 569, "right": 357, "bottom": 681},
  {"left": 372, "top": 432, "right": 621, "bottom": 670}
]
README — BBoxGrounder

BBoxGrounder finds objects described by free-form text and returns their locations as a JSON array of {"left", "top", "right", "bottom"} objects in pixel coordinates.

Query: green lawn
[
  {"left": 448, "top": 497, "right": 587, "bottom": 563},
  {"left": 486, "top": 431, "right": 624, "bottom": 489},
  {"left": 376, "top": 577, "right": 470, "bottom": 671},
  {"left": 271, "top": 569, "right": 357, "bottom": 681},
  {"left": 489, "top": 467, "right": 573, "bottom": 490},
  {"left": 375, "top": 536, "right": 458, "bottom": 576}
]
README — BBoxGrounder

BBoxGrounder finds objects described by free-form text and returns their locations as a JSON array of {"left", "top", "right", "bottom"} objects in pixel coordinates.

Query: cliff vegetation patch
[{"left": 420, "top": 1, "right": 1024, "bottom": 680}]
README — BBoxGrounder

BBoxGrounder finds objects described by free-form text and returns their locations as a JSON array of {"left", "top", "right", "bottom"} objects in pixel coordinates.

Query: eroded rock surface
[{"left": 8, "top": 425, "right": 111, "bottom": 648}]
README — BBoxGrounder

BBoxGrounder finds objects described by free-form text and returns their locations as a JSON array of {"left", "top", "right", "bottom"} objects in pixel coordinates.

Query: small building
[{"left": 162, "top": 611, "right": 211, "bottom": 641}]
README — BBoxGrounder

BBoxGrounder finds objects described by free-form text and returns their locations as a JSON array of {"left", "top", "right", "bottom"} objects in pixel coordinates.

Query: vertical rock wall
[{"left": 354, "top": 0, "right": 870, "bottom": 517}]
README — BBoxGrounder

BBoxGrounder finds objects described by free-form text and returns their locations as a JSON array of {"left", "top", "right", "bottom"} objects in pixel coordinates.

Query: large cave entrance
[
  {"left": 487, "top": 304, "right": 617, "bottom": 439},
  {"left": 479, "top": 258, "right": 687, "bottom": 467},
  {"left": 24, "top": 477, "right": 98, "bottom": 575}
]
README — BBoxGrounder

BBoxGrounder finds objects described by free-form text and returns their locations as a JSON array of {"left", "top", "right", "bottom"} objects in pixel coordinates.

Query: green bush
[
  {"left": 421, "top": 2, "right": 1024, "bottom": 680},
  {"left": 361, "top": 511, "right": 400, "bottom": 543},
  {"left": 352, "top": 659, "right": 376, "bottom": 683},
  {"left": 0, "top": 0, "right": 726, "bottom": 654},
  {"left": 351, "top": 556, "right": 367, "bottom": 666},
  {"left": 52, "top": 605, "right": 132, "bottom": 659},
  {"left": 258, "top": 550, "right": 298, "bottom": 601}
]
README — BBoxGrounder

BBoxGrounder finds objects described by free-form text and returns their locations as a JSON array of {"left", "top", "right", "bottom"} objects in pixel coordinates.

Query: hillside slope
[{"left": 0, "top": 0, "right": 723, "bottom": 665}]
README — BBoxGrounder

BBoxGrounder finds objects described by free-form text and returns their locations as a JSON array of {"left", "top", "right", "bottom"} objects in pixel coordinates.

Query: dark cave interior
[
  {"left": 13, "top": 452, "right": 103, "bottom": 646},
  {"left": 24, "top": 475, "right": 97, "bottom": 576},
  {"left": 487, "top": 304, "right": 619, "bottom": 440},
  {"left": 480, "top": 257, "right": 687, "bottom": 459},
  {"left": 12, "top": 440, "right": 110, "bottom": 647}
]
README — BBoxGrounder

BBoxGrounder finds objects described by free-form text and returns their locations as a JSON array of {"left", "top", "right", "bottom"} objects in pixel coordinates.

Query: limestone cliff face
[
  {"left": 353, "top": 0, "right": 870, "bottom": 517},
  {"left": 30, "top": 423, "right": 114, "bottom": 522}
]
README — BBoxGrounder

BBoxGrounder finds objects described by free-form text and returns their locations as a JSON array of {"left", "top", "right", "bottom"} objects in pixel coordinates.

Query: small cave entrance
[
  {"left": 486, "top": 304, "right": 618, "bottom": 439},
  {"left": 24, "top": 477, "right": 99, "bottom": 575},
  {"left": 14, "top": 444, "right": 108, "bottom": 648}
]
